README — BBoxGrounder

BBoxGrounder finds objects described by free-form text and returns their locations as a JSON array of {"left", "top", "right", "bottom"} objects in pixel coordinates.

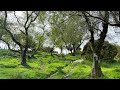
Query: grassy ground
[{"left": 0, "top": 50, "right": 120, "bottom": 79}]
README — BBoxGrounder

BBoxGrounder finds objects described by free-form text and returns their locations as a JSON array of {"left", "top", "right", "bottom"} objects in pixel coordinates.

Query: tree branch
[
  {"left": 4, "top": 11, "right": 22, "bottom": 47},
  {"left": 26, "top": 11, "right": 40, "bottom": 30},
  {"left": 84, "top": 11, "right": 120, "bottom": 27},
  {"left": 0, "top": 38, "right": 20, "bottom": 53},
  {"left": 14, "top": 11, "right": 24, "bottom": 27},
  {"left": 24, "top": 11, "right": 33, "bottom": 29}
]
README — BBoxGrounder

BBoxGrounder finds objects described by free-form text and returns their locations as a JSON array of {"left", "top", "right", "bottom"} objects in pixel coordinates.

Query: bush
[
  {"left": 114, "top": 45, "right": 120, "bottom": 61},
  {"left": 81, "top": 40, "right": 118, "bottom": 62},
  {"left": 41, "top": 47, "right": 57, "bottom": 53},
  {"left": 0, "top": 49, "right": 18, "bottom": 57}
]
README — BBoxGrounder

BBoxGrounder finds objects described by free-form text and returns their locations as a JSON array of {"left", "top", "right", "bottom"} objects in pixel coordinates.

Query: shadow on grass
[
  {"left": 0, "top": 64, "right": 17, "bottom": 68},
  {"left": 79, "top": 73, "right": 110, "bottom": 79},
  {"left": 0, "top": 63, "right": 33, "bottom": 69},
  {"left": 22, "top": 64, "right": 33, "bottom": 69}
]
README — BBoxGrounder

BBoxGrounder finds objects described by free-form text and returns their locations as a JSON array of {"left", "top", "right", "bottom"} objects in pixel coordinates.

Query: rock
[{"left": 73, "top": 59, "right": 83, "bottom": 63}]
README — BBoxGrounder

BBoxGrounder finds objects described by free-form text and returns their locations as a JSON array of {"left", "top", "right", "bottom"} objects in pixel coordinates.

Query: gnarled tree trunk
[
  {"left": 91, "top": 11, "right": 109, "bottom": 78},
  {"left": 82, "top": 11, "right": 109, "bottom": 78},
  {"left": 20, "top": 48, "right": 27, "bottom": 66},
  {"left": 91, "top": 53, "right": 103, "bottom": 79}
]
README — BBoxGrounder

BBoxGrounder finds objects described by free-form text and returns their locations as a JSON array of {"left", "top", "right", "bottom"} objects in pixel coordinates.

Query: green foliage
[
  {"left": 114, "top": 45, "right": 120, "bottom": 61},
  {"left": 65, "top": 54, "right": 81, "bottom": 61},
  {"left": 0, "top": 49, "right": 18, "bottom": 58},
  {"left": 0, "top": 51, "right": 120, "bottom": 79},
  {"left": 48, "top": 12, "right": 86, "bottom": 55},
  {"left": 41, "top": 46, "right": 53, "bottom": 53},
  {"left": 10, "top": 72, "right": 26, "bottom": 79},
  {"left": 82, "top": 41, "right": 118, "bottom": 62},
  {"left": 100, "top": 42, "right": 118, "bottom": 62}
]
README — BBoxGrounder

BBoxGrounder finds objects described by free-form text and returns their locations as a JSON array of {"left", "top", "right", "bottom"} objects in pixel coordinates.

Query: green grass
[{"left": 0, "top": 50, "right": 120, "bottom": 79}]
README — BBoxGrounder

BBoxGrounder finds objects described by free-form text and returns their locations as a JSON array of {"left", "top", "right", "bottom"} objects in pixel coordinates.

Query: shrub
[
  {"left": 114, "top": 45, "right": 120, "bottom": 61},
  {"left": 0, "top": 49, "right": 18, "bottom": 57},
  {"left": 81, "top": 40, "right": 118, "bottom": 62}
]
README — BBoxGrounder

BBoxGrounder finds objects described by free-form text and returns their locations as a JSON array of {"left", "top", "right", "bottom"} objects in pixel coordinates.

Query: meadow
[{"left": 0, "top": 49, "right": 120, "bottom": 79}]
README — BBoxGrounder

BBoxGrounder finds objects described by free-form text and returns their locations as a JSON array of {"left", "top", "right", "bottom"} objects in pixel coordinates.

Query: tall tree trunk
[
  {"left": 20, "top": 48, "right": 27, "bottom": 66},
  {"left": 82, "top": 11, "right": 109, "bottom": 78},
  {"left": 90, "top": 31, "right": 103, "bottom": 78},
  {"left": 89, "top": 29, "right": 103, "bottom": 78},
  {"left": 91, "top": 11, "right": 109, "bottom": 78}
]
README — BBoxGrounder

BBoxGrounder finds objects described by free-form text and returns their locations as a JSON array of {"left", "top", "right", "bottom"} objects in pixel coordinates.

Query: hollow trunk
[
  {"left": 91, "top": 53, "right": 103, "bottom": 79},
  {"left": 20, "top": 49, "right": 27, "bottom": 66}
]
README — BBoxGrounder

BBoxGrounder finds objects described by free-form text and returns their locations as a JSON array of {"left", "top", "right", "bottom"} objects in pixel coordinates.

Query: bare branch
[
  {"left": 14, "top": 11, "right": 24, "bottom": 27},
  {"left": 0, "top": 38, "right": 20, "bottom": 53},
  {"left": 26, "top": 11, "right": 40, "bottom": 30},
  {"left": 84, "top": 11, "right": 120, "bottom": 27},
  {"left": 19, "top": 29, "right": 25, "bottom": 35},
  {"left": 24, "top": 11, "right": 34, "bottom": 29},
  {"left": 3, "top": 11, "right": 22, "bottom": 47}
]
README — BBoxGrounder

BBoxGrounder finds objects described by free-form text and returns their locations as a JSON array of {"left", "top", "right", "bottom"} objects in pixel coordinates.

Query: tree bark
[
  {"left": 89, "top": 29, "right": 103, "bottom": 78},
  {"left": 91, "top": 11, "right": 109, "bottom": 78},
  {"left": 20, "top": 48, "right": 27, "bottom": 66},
  {"left": 91, "top": 53, "right": 103, "bottom": 79},
  {"left": 82, "top": 11, "right": 109, "bottom": 78}
]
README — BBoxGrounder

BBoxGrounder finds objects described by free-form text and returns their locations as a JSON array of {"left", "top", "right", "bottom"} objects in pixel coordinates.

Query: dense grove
[{"left": 0, "top": 11, "right": 120, "bottom": 79}]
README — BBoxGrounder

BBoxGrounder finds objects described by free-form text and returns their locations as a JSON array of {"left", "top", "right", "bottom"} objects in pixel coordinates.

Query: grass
[{"left": 0, "top": 50, "right": 120, "bottom": 79}]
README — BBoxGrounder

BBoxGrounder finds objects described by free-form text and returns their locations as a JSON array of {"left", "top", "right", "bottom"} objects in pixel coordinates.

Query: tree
[
  {"left": 48, "top": 11, "right": 66, "bottom": 55},
  {"left": 28, "top": 11, "right": 48, "bottom": 58},
  {"left": 82, "top": 40, "right": 118, "bottom": 62},
  {"left": 1, "top": 11, "right": 40, "bottom": 66},
  {"left": 62, "top": 15, "right": 86, "bottom": 56},
  {"left": 82, "top": 11, "right": 109, "bottom": 78},
  {"left": 49, "top": 11, "right": 86, "bottom": 56}
]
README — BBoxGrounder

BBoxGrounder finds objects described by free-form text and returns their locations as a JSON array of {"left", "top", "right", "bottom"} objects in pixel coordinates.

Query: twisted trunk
[
  {"left": 91, "top": 11, "right": 109, "bottom": 78},
  {"left": 20, "top": 48, "right": 27, "bottom": 66},
  {"left": 91, "top": 53, "right": 103, "bottom": 79}
]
